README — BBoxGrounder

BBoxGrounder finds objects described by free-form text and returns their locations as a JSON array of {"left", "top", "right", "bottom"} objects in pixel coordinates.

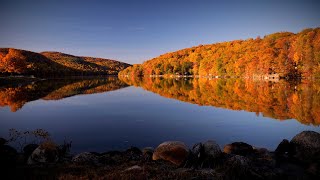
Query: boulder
[
  {"left": 226, "top": 155, "right": 251, "bottom": 168},
  {"left": 142, "top": 147, "right": 154, "bottom": 161},
  {"left": 221, "top": 155, "right": 254, "bottom": 179},
  {"left": 72, "top": 152, "right": 99, "bottom": 165},
  {"left": 290, "top": 131, "right": 320, "bottom": 163},
  {"left": 275, "top": 139, "right": 292, "bottom": 160},
  {"left": 0, "top": 145, "right": 18, "bottom": 166},
  {"left": 202, "top": 140, "right": 222, "bottom": 158},
  {"left": 223, "top": 142, "right": 254, "bottom": 156},
  {"left": 124, "top": 147, "right": 142, "bottom": 161},
  {"left": 153, "top": 141, "right": 189, "bottom": 166},
  {"left": 27, "top": 141, "right": 59, "bottom": 164},
  {"left": 23, "top": 144, "right": 39, "bottom": 159},
  {"left": 100, "top": 151, "right": 124, "bottom": 165},
  {"left": 191, "top": 140, "right": 222, "bottom": 168},
  {"left": 0, "top": 138, "right": 7, "bottom": 146},
  {"left": 253, "top": 148, "right": 276, "bottom": 168}
]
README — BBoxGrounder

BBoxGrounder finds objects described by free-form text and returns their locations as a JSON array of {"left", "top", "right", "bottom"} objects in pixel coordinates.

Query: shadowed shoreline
[{"left": 0, "top": 130, "right": 319, "bottom": 179}]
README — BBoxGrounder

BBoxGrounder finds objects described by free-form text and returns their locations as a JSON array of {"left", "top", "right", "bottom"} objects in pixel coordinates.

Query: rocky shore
[{"left": 1, "top": 131, "right": 320, "bottom": 179}]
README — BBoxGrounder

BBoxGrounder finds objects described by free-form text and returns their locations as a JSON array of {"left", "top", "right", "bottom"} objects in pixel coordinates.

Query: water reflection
[
  {"left": 119, "top": 77, "right": 320, "bottom": 125},
  {"left": 0, "top": 77, "right": 128, "bottom": 112}
]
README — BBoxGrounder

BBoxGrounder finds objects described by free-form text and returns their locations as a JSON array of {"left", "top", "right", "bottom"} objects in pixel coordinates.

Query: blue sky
[{"left": 1, "top": 0, "right": 319, "bottom": 64}]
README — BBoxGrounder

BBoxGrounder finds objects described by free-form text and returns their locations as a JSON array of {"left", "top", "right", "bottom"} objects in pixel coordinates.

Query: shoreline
[
  {"left": 1, "top": 131, "right": 319, "bottom": 179},
  {"left": 119, "top": 74, "right": 320, "bottom": 81}
]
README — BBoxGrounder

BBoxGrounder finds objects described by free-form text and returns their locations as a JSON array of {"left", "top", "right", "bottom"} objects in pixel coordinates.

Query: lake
[{"left": 0, "top": 77, "right": 319, "bottom": 153}]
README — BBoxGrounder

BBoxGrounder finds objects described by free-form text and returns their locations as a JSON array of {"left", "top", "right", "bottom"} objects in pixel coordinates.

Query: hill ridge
[
  {"left": 0, "top": 48, "right": 131, "bottom": 76},
  {"left": 119, "top": 27, "right": 320, "bottom": 79}
]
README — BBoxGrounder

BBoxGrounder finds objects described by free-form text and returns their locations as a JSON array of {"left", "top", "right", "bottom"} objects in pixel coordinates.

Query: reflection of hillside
[
  {"left": 119, "top": 77, "right": 320, "bottom": 125},
  {"left": 42, "top": 77, "right": 127, "bottom": 100},
  {"left": 0, "top": 77, "right": 128, "bottom": 112}
]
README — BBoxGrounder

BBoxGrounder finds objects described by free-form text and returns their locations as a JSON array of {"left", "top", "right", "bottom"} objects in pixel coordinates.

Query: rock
[
  {"left": 27, "top": 141, "right": 59, "bottom": 164},
  {"left": 98, "top": 154, "right": 115, "bottom": 165},
  {"left": 72, "top": 152, "right": 99, "bottom": 165},
  {"left": 275, "top": 139, "right": 292, "bottom": 160},
  {"left": 202, "top": 140, "right": 222, "bottom": 158},
  {"left": 142, "top": 147, "right": 154, "bottom": 161},
  {"left": 191, "top": 140, "right": 222, "bottom": 168},
  {"left": 221, "top": 155, "right": 255, "bottom": 179},
  {"left": 142, "top": 147, "right": 154, "bottom": 155},
  {"left": 225, "top": 155, "right": 251, "bottom": 168},
  {"left": 124, "top": 165, "right": 143, "bottom": 172},
  {"left": 124, "top": 147, "right": 142, "bottom": 161},
  {"left": 306, "top": 163, "right": 320, "bottom": 176},
  {"left": 254, "top": 148, "right": 276, "bottom": 168},
  {"left": 153, "top": 141, "right": 189, "bottom": 166},
  {"left": 0, "top": 138, "right": 7, "bottom": 146},
  {"left": 290, "top": 131, "right": 320, "bottom": 163},
  {"left": 223, "top": 142, "right": 254, "bottom": 156},
  {"left": 0, "top": 145, "right": 18, "bottom": 166},
  {"left": 101, "top": 151, "right": 125, "bottom": 164},
  {"left": 23, "top": 144, "right": 39, "bottom": 159}
]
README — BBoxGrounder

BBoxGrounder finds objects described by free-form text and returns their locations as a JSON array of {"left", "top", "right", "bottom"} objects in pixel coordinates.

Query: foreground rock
[
  {"left": 0, "top": 144, "right": 17, "bottom": 166},
  {"left": 153, "top": 141, "right": 189, "bottom": 166},
  {"left": 1, "top": 131, "right": 320, "bottom": 179},
  {"left": 0, "top": 138, "right": 7, "bottom": 146},
  {"left": 72, "top": 152, "right": 100, "bottom": 165},
  {"left": 23, "top": 144, "right": 39, "bottom": 160},
  {"left": 290, "top": 131, "right": 320, "bottom": 163},
  {"left": 142, "top": 147, "right": 154, "bottom": 161},
  {"left": 27, "top": 141, "right": 59, "bottom": 164},
  {"left": 223, "top": 142, "right": 254, "bottom": 156},
  {"left": 191, "top": 140, "right": 222, "bottom": 168}
]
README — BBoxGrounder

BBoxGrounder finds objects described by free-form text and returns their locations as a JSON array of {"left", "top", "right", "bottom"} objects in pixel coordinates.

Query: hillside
[
  {"left": 119, "top": 28, "right": 320, "bottom": 79},
  {"left": 0, "top": 48, "right": 130, "bottom": 76},
  {"left": 41, "top": 51, "right": 130, "bottom": 75}
]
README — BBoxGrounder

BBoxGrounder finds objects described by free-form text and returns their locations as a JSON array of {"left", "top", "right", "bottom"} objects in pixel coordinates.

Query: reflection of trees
[
  {"left": 0, "top": 77, "right": 128, "bottom": 112},
  {"left": 120, "top": 76, "right": 320, "bottom": 125}
]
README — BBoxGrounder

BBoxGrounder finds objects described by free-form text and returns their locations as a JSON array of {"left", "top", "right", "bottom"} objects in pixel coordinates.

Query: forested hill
[
  {"left": 119, "top": 28, "right": 320, "bottom": 79},
  {"left": 0, "top": 48, "right": 131, "bottom": 77},
  {"left": 41, "top": 52, "right": 130, "bottom": 75}
]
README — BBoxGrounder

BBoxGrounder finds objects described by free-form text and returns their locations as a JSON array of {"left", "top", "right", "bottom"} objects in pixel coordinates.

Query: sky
[{"left": 1, "top": 0, "right": 319, "bottom": 64}]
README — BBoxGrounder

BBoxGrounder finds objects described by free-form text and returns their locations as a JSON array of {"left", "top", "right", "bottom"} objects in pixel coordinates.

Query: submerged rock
[
  {"left": 290, "top": 131, "right": 320, "bottom": 163},
  {"left": 153, "top": 141, "right": 189, "bottom": 166},
  {"left": 27, "top": 141, "right": 59, "bottom": 164},
  {"left": 72, "top": 152, "right": 99, "bottom": 165},
  {"left": 223, "top": 142, "right": 254, "bottom": 156}
]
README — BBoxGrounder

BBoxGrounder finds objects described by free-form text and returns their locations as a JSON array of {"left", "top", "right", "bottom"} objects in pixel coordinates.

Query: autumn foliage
[
  {"left": 0, "top": 48, "right": 130, "bottom": 76},
  {"left": 119, "top": 76, "right": 320, "bottom": 125},
  {"left": 0, "top": 77, "right": 128, "bottom": 112},
  {"left": 119, "top": 28, "right": 320, "bottom": 78},
  {"left": 41, "top": 51, "right": 130, "bottom": 75}
]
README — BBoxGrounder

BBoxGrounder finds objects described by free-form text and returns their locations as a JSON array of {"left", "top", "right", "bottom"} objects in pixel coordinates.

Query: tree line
[{"left": 119, "top": 28, "right": 320, "bottom": 79}]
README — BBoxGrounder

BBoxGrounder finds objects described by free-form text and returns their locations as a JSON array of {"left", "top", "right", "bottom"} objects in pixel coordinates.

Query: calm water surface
[{"left": 0, "top": 77, "right": 319, "bottom": 153}]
